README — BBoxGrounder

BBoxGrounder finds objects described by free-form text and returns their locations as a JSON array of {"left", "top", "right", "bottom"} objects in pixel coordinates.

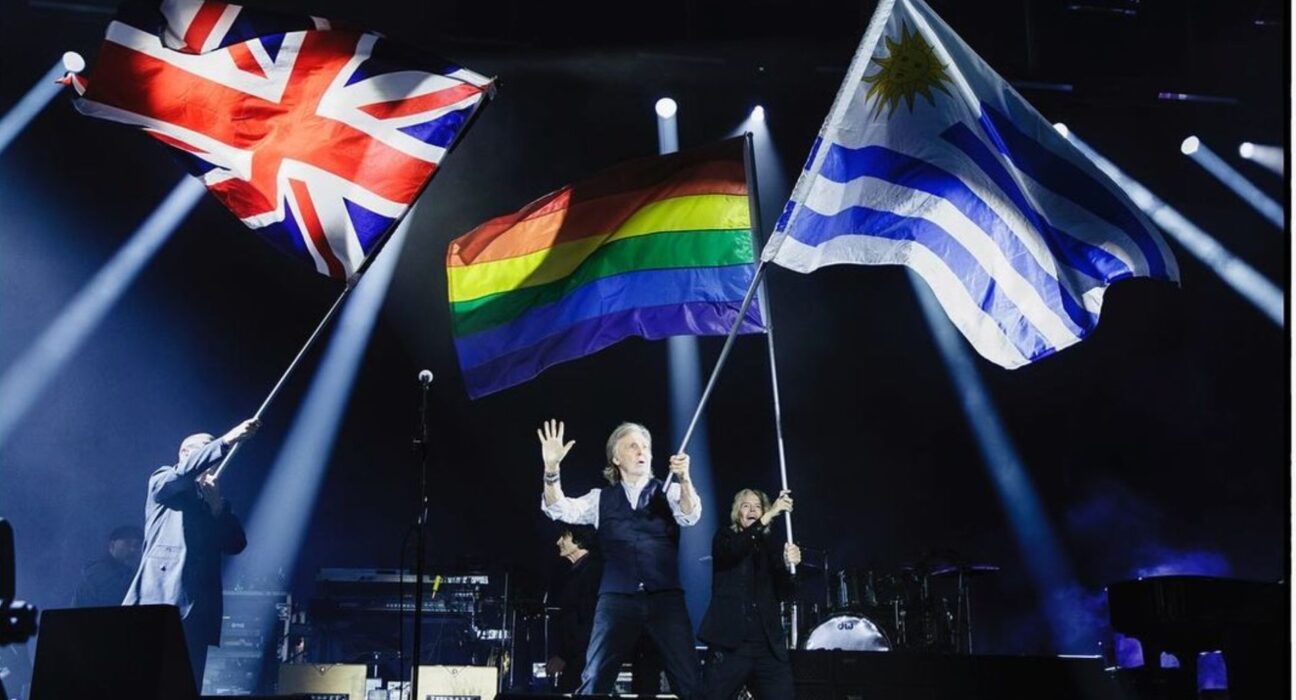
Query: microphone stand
[{"left": 411, "top": 372, "right": 433, "bottom": 700}]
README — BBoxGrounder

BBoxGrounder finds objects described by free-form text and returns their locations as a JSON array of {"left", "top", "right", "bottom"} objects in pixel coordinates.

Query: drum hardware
[
  {"left": 818, "top": 553, "right": 998, "bottom": 654},
  {"left": 804, "top": 614, "right": 891, "bottom": 651},
  {"left": 930, "top": 563, "right": 998, "bottom": 654}
]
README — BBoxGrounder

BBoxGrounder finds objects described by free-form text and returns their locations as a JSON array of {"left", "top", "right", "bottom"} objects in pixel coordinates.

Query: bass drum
[{"left": 803, "top": 615, "right": 890, "bottom": 652}]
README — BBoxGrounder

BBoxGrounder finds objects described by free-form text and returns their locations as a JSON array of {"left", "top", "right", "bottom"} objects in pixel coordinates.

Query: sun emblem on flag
[{"left": 862, "top": 23, "right": 954, "bottom": 117}]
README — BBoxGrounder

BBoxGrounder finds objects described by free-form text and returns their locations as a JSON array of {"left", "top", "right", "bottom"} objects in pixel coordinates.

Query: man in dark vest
[{"left": 539, "top": 419, "right": 702, "bottom": 698}]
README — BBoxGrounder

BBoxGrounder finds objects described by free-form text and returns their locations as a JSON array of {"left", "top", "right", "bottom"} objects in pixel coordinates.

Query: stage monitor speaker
[
  {"left": 413, "top": 664, "right": 499, "bottom": 700},
  {"left": 278, "top": 663, "right": 368, "bottom": 699},
  {"left": 30, "top": 605, "right": 197, "bottom": 700}
]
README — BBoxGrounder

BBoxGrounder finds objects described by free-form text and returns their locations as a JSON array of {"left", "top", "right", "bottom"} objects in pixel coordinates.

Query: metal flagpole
[
  {"left": 740, "top": 133, "right": 795, "bottom": 547},
  {"left": 209, "top": 86, "right": 496, "bottom": 480},
  {"left": 664, "top": 134, "right": 800, "bottom": 643},
  {"left": 742, "top": 132, "right": 800, "bottom": 648},
  {"left": 669, "top": 260, "right": 766, "bottom": 463}
]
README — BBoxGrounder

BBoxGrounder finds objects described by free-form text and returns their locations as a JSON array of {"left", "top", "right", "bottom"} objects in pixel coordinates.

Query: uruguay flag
[{"left": 763, "top": 0, "right": 1179, "bottom": 368}]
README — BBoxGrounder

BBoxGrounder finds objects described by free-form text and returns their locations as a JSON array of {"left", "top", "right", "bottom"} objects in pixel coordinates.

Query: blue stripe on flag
[
  {"left": 455, "top": 265, "right": 757, "bottom": 369},
  {"left": 343, "top": 198, "right": 395, "bottom": 255},
  {"left": 941, "top": 122, "right": 1134, "bottom": 285},
  {"left": 816, "top": 143, "right": 1097, "bottom": 335},
  {"left": 348, "top": 39, "right": 465, "bottom": 87},
  {"left": 790, "top": 204, "right": 1055, "bottom": 362},
  {"left": 977, "top": 103, "right": 1169, "bottom": 279},
  {"left": 259, "top": 33, "right": 285, "bottom": 63},
  {"left": 776, "top": 137, "right": 824, "bottom": 233},
  {"left": 214, "top": 10, "right": 315, "bottom": 52},
  {"left": 396, "top": 105, "right": 475, "bottom": 148},
  {"left": 260, "top": 202, "right": 319, "bottom": 269}
]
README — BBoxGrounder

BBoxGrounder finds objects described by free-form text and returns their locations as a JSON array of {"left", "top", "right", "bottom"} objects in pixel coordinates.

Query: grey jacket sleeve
[{"left": 151, "top": 438, "right": 226, "bottom": 507}]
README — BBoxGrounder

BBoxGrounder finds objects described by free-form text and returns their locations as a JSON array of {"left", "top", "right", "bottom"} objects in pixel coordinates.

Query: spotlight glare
[
  {"left": 1180, "top": 136, "right": 1200, "bottom": 155},
  {"left": 61, "top": 51, "right": 85, "bottom": 74},
  {"left": 1062, "top": 128, "right": 1282, "bottom": 325},
  {"left": 655, "top": 97, "right": 677, "bottom": 120},
  {"left": 751, "top": 105, "right": 765, "bottom": 121},
  {"left": 1180, "top": 136, "right": 1283, "bottom": 228},
  {"left": 0, "top": 177, "right": 206, "bottom": 447},
  {"left": 1239, "top": 142, "right": 1254, "bottom": 159},
  {"left": 1053, "top": 122, "right": 1068, "bottom": 137},
  {"left": 0, "top": 60, "right": 72, "bottom": 156}
]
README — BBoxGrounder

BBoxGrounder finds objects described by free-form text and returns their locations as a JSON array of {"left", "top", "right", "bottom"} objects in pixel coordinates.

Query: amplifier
[
  {"left": 413, "top": 665, "right": 498, "bottom": 700},
  {"left": 278, "top": 663, "right": 368, "bottom": 700}
]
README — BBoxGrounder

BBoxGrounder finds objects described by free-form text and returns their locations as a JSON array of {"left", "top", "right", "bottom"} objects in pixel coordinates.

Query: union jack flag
[{"left": 67, "top": 0, "right": 493, "bottom": 279}]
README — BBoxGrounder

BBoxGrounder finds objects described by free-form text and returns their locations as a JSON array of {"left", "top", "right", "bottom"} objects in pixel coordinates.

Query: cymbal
[{"left": 930, "top": 563, "right": 1000, "bottom": 578}]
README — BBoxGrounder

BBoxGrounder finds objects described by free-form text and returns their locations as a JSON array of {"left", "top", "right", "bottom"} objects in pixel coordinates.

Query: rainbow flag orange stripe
[{"left": 447, "top": 138, "right": 765, "bottom": 398}]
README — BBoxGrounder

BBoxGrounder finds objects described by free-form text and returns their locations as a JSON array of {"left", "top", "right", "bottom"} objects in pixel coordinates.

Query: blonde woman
[{"left": 698, "top": 488, "right": 801, "bottom": 699}]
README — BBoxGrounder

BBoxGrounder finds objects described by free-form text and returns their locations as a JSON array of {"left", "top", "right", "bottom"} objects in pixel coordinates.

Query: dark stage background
[{"left": 0, "top": 0, "right": 1287, "bottom": 660}]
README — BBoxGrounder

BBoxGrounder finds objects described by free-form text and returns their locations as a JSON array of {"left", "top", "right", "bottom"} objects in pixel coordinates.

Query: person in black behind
[
  {"left": 547, "top": 525, "right": 602, "bottom": 692},
  {"left": 72, "top": 525, "right": 143, "bottom": 608},
  {"left": 699, "top": 488, "right": 801, "bottom": 700}
]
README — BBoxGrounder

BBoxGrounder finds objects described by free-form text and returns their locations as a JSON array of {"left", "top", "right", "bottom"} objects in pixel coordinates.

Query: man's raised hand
[
  {"left": 221, "top": 418, "right": 260, "bottom": 447},
  {"left": 537, "top": 419, "right": 574, "bottom": 474}
]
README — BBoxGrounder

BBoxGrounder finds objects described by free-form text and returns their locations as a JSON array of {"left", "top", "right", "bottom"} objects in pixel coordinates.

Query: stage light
[
  {"left": 909, "top": 271, "right": 1088, "bottom": 652},
  {"left": 0, "top": 59, "right": 76, "bottom": 156},
  {"left": 652, "top": 97, "right": 714, "bottom": 631},
  {"left": 226, "top": 220, "right": 412, "bottom": 681},
  {"left": 1237, "top": 141, "right": 1284, "bottom": 177},
  {"left": 1062, "top": 128, "right": 1282, "bottom": 327},
  {"left": 655, "top": 98, "right": 679, "bottom": 156},
  {"left": 0, "top": 177, "right": 206, "bottom": 449},
  {"left": 1179, "top": 136, "right": 1199, "bottom": 155},
  {"left": 655, "top": 97, "right": 678, "bottom": 120},
  {"left": 728, "top": 107, "right": 789, "bottom": 237},
  {"left": 1180, "top": 137, "right": 1282, "bottom": 229},
  {"left": 1052, "top": 122, "right": 1069, "bottom": 138}
]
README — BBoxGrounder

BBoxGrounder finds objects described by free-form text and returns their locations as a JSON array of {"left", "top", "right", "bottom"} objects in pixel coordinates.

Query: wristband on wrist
[{"left": 543, "top": 471, "right": 561, "bottom": 484}]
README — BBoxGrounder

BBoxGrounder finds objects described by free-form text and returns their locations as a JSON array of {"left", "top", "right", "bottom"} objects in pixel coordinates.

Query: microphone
[{"left": 418, "top": 369, "right": 433, "bottom": 387}]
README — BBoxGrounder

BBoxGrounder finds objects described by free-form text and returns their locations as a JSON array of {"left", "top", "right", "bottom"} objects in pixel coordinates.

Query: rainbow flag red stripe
[{"left": 447, "top": 138, "right": 765, "bottom": 398}]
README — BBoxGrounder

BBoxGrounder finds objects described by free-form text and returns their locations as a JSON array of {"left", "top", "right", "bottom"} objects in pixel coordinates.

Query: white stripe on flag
[
  {"left": 774, "top": 233, "right": 1030, "bottom": 367},
  {"left": 990, "top": 144, "right": 1153, "bottom": 278},
  {"left": 803, "top": 176, "right": 1082, "bottom": 350}
]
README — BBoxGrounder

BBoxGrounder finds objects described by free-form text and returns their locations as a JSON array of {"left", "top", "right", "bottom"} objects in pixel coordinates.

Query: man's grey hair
[{"left": 602, "top": 422, "right": 651, "bottom": 485}]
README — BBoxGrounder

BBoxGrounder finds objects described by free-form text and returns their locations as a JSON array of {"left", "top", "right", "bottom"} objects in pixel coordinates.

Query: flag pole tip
[{"left": 62, "top": 51, "right": 86, "bottom": 74}]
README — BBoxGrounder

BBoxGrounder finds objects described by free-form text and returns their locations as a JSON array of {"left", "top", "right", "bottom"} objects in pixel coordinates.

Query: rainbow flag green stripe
[
  {"left": 450, "top": 226, "right": 753, "bottom": 337},
  {"left": 446, "top": 137, "right": 764, "bottom": 398}
]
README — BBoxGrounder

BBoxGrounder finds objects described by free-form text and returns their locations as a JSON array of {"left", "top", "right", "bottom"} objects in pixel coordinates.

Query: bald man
[{"left": 123, "top": 418, "right": 257, "bottom": 687}]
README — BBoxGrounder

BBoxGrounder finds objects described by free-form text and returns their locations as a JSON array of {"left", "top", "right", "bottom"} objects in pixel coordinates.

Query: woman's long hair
[{"left": 729, "top": 488, "right": 771, "bottom": 532}]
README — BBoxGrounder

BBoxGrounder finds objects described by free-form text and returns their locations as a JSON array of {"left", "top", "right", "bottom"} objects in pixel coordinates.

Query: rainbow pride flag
[{"left": 447, "top": 138, "right": 766, "bottom": 398}]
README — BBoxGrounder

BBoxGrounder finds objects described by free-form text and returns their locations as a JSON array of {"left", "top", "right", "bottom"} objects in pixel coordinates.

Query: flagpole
[
  {"left": 740, "top": 134, "right": 795, "bottom": 544},
  {"left": 742, "top": 133, "right": 800, "bottom": 649},
  {"left": 209, "top": 86, "right": 496, "bottom": 480},
  {"left": 670, "top": 261, "right": 767, "bottom": 463}
]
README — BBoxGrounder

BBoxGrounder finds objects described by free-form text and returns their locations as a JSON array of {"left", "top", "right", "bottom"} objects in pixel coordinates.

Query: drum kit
[{"left": 801, "top": 551, "right": 998, "bottom": 654}]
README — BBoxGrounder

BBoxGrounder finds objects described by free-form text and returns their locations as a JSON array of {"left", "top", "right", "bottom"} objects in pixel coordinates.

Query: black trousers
[
  {"left": 578, "top": 591, "right": 699, "bottom": 698},
  {"left": 701, "top": 640, "right": 794, "bottom": 700}
]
